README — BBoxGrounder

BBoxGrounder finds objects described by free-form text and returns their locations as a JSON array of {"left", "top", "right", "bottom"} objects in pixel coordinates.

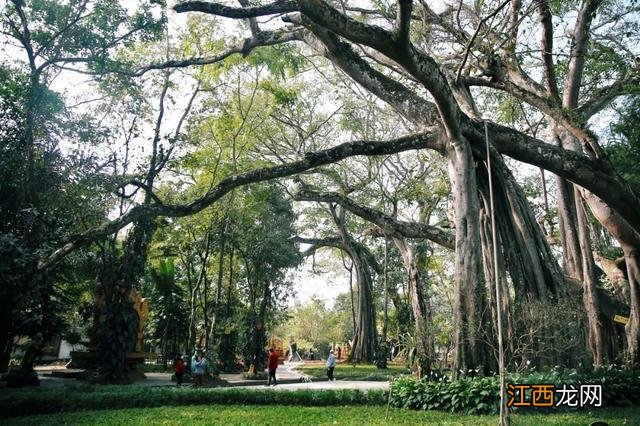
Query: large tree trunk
[
  {"left": 98, "top": 217, "right": 157, "bottom": 383},
  {"left": 554, "top": 128, "right": 607, "bottom": 367},
  {"left": 448, "top": 138, "right": 492, "bottom": 378},
  {"left": 475, "top": 154, "right": 565, "bottom": 300},
  {"left": 349, "top": 246, "right": 377, "bottom": 362},
  {"left": 575, "top": 191, "right": 605, "bottom": 365},
  {"left": 556, "top": 176, "right": 583, "bottom": 279},
  {"left": 626, "top": 250, "right": 640, "bottom": 368},
  {"left": 393, "top": 237, "right": 433, "bottom": 373},
  {"left": 219, "top": 246, "right": 236, "bottom": 371},
  {"left": 581, "top": 191, "right": 640, "bottom": 367},
  {"left": 0, "top": 304, "right": 12, "bottom": 373},
  {"left": 382, "top": 239, "right": 389, "bottom": 343},
  {"left": 185, "top": 258, "right": 197, "bottom": 357},
  {"left": 478, "top": 198, "right": 512, "bottom": 369},
  {"left": 209, "top": 218, "right": 229, "bottom": 345},
  {"left": 331, "top": 205, "right": 377, "bottom": 362}
]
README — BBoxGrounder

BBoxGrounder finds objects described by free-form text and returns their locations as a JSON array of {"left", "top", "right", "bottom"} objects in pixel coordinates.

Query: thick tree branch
[
  {"left": 474, "top": 120, "right": 640, "bottom": 234},
  {"left": 294, "top": 236, "right": 344, "bottom": 256},
  {"left": 37, "top": 131, "right": 440, "bottom": 270},
  {"left": 296, "top": 20, "right": 640, "bottom": 233},
  {"left": 150, "top": 0, "right": 640, "bottom": 243},
  {"left": 292, "top": 189, "right": 455, "bottom": 249},
  {"left": 395, "top": 0, "right": 413, "bottom": 45},
  {"left": 238, "top": 0, "right": 261, "bottom": 36},
  {"left": 576, "top": 73, "right": 640, "bottom": 118},
  {"left": 297, "top": 18, "right": 640, "bottom": 233},
  {"left": 173, "top": 0, "right": 297, "bottom": 18},
  {"left": 296, "top": 0, "right": 463, "bottom": 140},
  {"left": 295, "top": 235, "right": 379, "bottom": 273},
  {"left": 535, "top": 0, "right": 560, "bottom": 100},
  {"left": 134, "top": 29, "right": 302, "bottom": 76},
  {"left": 297, "top": 24, "right": 440, "bottom": 127},
  {"left": 563, "top": 0, "right": 604, "bottom": 109},
  {"left": 455, "top": 0, "right": 511, "bottom": 82},
  {"left": 462, "top": 76, "right": 603, "bottom": 159}
]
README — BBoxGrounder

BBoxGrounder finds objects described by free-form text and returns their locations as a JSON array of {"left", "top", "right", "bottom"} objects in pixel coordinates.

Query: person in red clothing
[
  {"left": 174, "top": 355, "right": 185, "bottom": 386},
  {"left": 267, "top": 348, "right": 279, "bottom": 386}
]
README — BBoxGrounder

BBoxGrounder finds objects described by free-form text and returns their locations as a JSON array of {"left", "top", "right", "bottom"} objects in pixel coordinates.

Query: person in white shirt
[{"left": 326, "top": 350, "right": 336, "bottom": 381}]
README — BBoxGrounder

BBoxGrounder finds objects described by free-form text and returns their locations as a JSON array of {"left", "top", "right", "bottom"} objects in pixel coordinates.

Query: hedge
[{"left": 0, "top": 386, "right": 387, "bottom": 419}]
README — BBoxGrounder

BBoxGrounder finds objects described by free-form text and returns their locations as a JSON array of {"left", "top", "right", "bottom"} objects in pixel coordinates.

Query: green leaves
[
  {"left": 391, "top": 367, "right": 640, "bottom": 414},
  {"left": 607, "top": 96, "right": 640, "bottom": 193},
  {"left": 259, "top": 79, "right": 298, "bottom": 105},
  {"left": 246, "top": 44, "right": 305, "bottom": 80},
  {"left": 549, "top": 0, "right": 580, "bottom": 15}
]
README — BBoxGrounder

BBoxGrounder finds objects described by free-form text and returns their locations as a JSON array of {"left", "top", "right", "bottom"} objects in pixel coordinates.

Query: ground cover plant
[
  {"left": 390, "top": 367, "right": 640, "bottom": 415},
  {"left": 3, "top": 404, "right": 639, "bottom": 425},
  {"left": 295, "top": 363, "right": 410, "bottom": 381}
]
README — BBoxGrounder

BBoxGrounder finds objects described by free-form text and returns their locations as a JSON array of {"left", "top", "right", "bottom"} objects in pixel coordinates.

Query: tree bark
[
  {"left": 475, "top": 154, "right": 565, "bottom": 300},
  {"left": 593, "top": 252, "right": 630, "bottom": 304},
  {"left": 382, "top": 238, "right": 389, "bottom": 343},
  {"left": 448, "top": 137, "right": 491, "bottom": 377},
  {"left": 575, "top": 191, "right": 605, "bottom": 366},
  {"left": 393, "top": 237, "right": 433, "bottom": 373},
  {"left": 554, "top": 131, "right": 583, "bottom": 280},
  {"left": 581, "top": 191, "right": 640, "bottom": 367},
  {"left": 330, "top": 206, "right": 377, "bottom": 362},
  {"left": 210, "top": 217, "right": 229, "bottom": 344}
]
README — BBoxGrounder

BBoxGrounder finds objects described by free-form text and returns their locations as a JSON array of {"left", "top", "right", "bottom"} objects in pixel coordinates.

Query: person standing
[
  {"left": 193, "top": 354, "right": 205, "bottom": 387},
  {"left": 199, "top": 351, "right": 208, "bottom": 385},
  {"left": 174, "top": 355, "right": 185, "bottom": 386},
  {"left": 190, "top": 351, "right": 197, "bottom": 376},
  {"left": 326, "top": 350, "right": 336, "bottom": 381},
  {"left": 267, "top": 348, "right": 279, "bottom": 386},
  {"left": 337, "top": 346, "right": 342, "bottom": 360}
]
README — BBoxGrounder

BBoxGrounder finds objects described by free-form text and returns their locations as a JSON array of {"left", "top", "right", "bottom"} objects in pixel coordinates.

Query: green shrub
[
  {"left": 0, "top": 386, "right": 387, "bottom": 419},
  {"left": 389, "top": 367, "right": 640, "bottom": 415},
  {"left": 390, "top": 375, "right": 499, "bottom": 414},
  {"left": 373, "top": 343, "right": 388, "bottom": 369}
]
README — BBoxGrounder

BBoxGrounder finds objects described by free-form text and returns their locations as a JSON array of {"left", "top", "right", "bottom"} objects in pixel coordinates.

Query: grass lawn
[
  {"left": 3, "top": 404, "right": 639, "bottom": 425},
  {"left": 296, "top": 362, "right": 410, "bottom": 381}
]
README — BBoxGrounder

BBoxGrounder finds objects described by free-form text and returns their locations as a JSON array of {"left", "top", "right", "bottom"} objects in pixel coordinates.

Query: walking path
[
  {"left": 244, "top": 380, "right": 389, "bottom": 391},
  {"left": 30, "top": 362, "right": 389, "bottom": 391}
]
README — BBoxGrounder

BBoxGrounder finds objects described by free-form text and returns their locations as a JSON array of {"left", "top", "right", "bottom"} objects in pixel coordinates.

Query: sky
[{"left": 292, "top": 254, "right": 351, "bottom": 309}]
